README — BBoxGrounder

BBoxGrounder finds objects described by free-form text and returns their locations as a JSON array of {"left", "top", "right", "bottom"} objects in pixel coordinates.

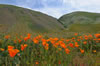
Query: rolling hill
[
  {"left": 0, "top": 4, "right": 64, "bottom": 34},
  {"left": 58, "top": 11, "right": 100, "bottom": 32},
  {"left": 1, "top": 4, "right": 100, "bottom": 33}
]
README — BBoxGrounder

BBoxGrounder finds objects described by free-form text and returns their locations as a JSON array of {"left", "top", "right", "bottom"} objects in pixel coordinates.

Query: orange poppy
[
  {"left": 0, "top": 48, "right": 5, "bottom": 51},
  {"left": 33, "top": 39, "right": 39, "bottom": 44},
  {"left": 8, "top": 46, "right": 19, "bottom": 57},
  {"left": 95, "top": 34, "right": 100, "bottom": 38},
  {"left": 21, "top": 44, "right": 28, "bottom": 51},
  {"left": 18, "top": 39, "right": 22, "bottom": 43},
  {"left": 80, "top": 49, "right": 84, "bottom": 53},
  {"left": 69, "top": 43, "right": 74, "bottom": 48},
  {"left": 35, "top": 61, "right": 39, "bottom": 64},
  {"left": 75, "top": 42, "right": 79, "bottom": 48},
  {"left": 4, "top": 35, "right": 10, "bottom": 39},
  {"left": 24, "top": 37, "right": 29, "bottom": 41},
  {"left": 58, "top": 60, "right": 61, "bottom": 64},
  {"left": 8, "top": 49, "right": 19, "bottom": 57},
  {"left": 8, "top": 46, "right": 14, "bottom": 49},
  {"left": 65, "top": 48, "right": 70, "bottom": 54},
  {"left": 83, "top": 41, "right": 87, "bottom": 45},
  {"left": 74, "top": 33, "right": 78, "bottom": 36},
  {"left": 60, "top": 43, "right": 66, "bottom": 49}
]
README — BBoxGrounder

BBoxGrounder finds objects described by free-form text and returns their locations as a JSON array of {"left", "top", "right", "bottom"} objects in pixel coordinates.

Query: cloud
[
  {"left": 63, "top": 0, "right": 100, "bottom": 11},
  {"left": 0, "top": 0, "right": 100, "bottom": 18},
  {"left": 34, "top": 6, "right": 77, "bottom": 18},
  {"left": 35, "top": 8, "right": 63, "bottom": 18},
  {"left": 32, "top": 0, "right": 100, "bottom": 18}
]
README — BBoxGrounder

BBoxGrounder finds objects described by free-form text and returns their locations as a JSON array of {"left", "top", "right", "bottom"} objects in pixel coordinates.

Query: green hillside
[
  {"left": 0, "top": 4, "right": 64, "bottom": 34},
  {"left": 58, "top": 11, "right": 100, "bottom": 32},
  {"left": 1, "top": 4, "right": 100, "bottom": 33},
  {"left": 68, "top": 24, "right": 100, "bottom": 32}
]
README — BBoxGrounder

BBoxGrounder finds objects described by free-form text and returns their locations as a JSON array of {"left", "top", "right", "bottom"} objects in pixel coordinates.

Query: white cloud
[
  {"left": 63, "top": 0, "right": 100, "bottom": 10},
  {"left": 35, "top": 8, "right": 63, "bottom": 18},
  {"left": 35, "top": 0, "right": 100, "bottom": 18},
  {"left": 5, "top": 0, "right": 100, "bottom": 18}
]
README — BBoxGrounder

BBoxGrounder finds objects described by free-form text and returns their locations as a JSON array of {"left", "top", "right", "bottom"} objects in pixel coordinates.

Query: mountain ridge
[
  {"left": 0, "top": 4, "right": 64, "bottom": 34},
  {"left": 1, "top": 4, "right": 100, "bottom": 33},
  {"left": 58, "top": 11, "right": 100, "bottom": 32}
]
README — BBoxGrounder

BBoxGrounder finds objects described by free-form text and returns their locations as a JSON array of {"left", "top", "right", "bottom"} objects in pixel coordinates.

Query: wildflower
[
  {"left": 93, "top": 50, "right": 96, "bottom": 53},
  {"left": 41, "top": 39, "right": 47, "bottom": 42},
  {"left": 33, "top": 39, "right": 39, "bottom": 44},
  {"left": 65, "top": 48, "right": 70, "bottom": 54},
  {"left": 60, "top": 43, "right": 66, "bottom": 49},
  {"left": 21, "top": 44, "right": 28, "bottom": 51},
  {"left": 66, "top": 39, "right": 70, "bottom": 43},
  {"left": 53, "top": 43, "right": 59, "bottom": 48},
  {"left": 95, "top": 34, "right": 100, "bottom": 38},
  {"left": 74, "top": 33, "right": 78, "bottom": 36},
  {"left": 77, "top": 39, "right": 80, "bottom": 41},
  {"left": 20, "top": 35, "right": 23, "bottom": 39},
  {"left": 18, "top": 39, "right": 22, "bottom": 43},
  {"left": 46, "top": 43, "right": 49, "bottom": 46},
  {"left": 44, "top": 44, "right": 49, "bottom": 50},
  {"left": 80, "top": 49, "right": 84, "bottom": 54},
  {"left": 83, "top": 41, "right": 87, "bottom": 45},
  {"left": 98, "top": 39, "right": 100, "bottom": 41},
  {"left": 88, "top": 34, "right": 93, "bottom": 38},
  {"left": 4, "top": 35, "right": 10, "bottom": 39},
  {"left": 75, "top": 42, "right": 79, "bottom": 48},
  {"left": 54, "top": 38, "right": 59, "bottom": 41},
  {"left": 42, "top": 42, "right": 47, "bottom": 46},
  {"left": 69, "top": 43, "right": 74, "bottom": 48},
  {"left": 44, "top": 46, "right": 49, "bottom": 50},
  {"left": 0, "top": 48, "right": 5, "bottom": 51},
  {"left": 79, "top": 36, "right": 83, "bottom": 39},
  {"left": 72, "top": 37, "right": 75, "bottom": 40},
  {"left": 85, "top": 37, "right": 88, "bottom": 40},
  {"left": 8, "top": 46, "right": 19, "bottom": 57},
  {"left": 58, "top": 60, "right": 61, "bottom": 64},
  {"left": 35, "top": 61, "right": 39, "bottom": 64},
  {"left": 24, "top": 37, "right": 29, "bottom": 41},
  {"left": 96, "top": 40, "right": 99, "bottom": 43},
  {"left": 27, "top": 35, "right": 31, "bottom": 39},
  {"left": 37, "top": 35, "right": 42, "bottom": 39},
  {"left": 93, "top": 39, "right": 97, "bottom": 41},
  {"left": 8, "top": 46, "right": 14, "bottom": 49},
  {"left": 8, "top": 49, "right": 19, "bottom": 57},
  {"left": 55, "top": 42, "right": 59, "bottom": 45},
  {"left": 27, "top": 33, "right": 31, "bottom": 37}
]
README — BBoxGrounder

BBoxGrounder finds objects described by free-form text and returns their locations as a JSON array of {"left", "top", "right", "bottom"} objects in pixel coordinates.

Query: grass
[
  {"left": 0, "top": 4, "right": 100, "bottom": 66},
  {"left": 58, "top": 11, "right": 100, "bottom": 28},
  {"left": 0, "top": 33, "right": 100, "bottom": 66},
  {"left": 0, "top": 4, "right": 64, "bottom": 34},
  {"left": 68, "top": 24, "right": 100, "bottom": 32}
]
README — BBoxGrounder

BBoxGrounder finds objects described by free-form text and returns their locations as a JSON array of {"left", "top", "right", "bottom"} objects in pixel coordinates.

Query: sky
[{"left": 0, "top": 0, "right": 100, "bottom": 18}]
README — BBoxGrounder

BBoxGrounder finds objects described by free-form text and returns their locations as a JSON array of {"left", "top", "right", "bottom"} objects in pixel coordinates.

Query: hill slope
[
  {"left": 58, "top": 11, "right": 100, "bottom": 32},
  {"left": 0, "top": 4, "right": 64, "bottom": 34}
]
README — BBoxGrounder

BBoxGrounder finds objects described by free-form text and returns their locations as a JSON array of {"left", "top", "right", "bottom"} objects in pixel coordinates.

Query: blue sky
[{"left": 0, "top": 0, "right": 100, "bottom": 18}]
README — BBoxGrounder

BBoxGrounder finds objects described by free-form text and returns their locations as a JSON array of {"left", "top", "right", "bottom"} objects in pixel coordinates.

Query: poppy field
[{"left": 0, "top": 33, "right": 100, "bottom": 66}]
